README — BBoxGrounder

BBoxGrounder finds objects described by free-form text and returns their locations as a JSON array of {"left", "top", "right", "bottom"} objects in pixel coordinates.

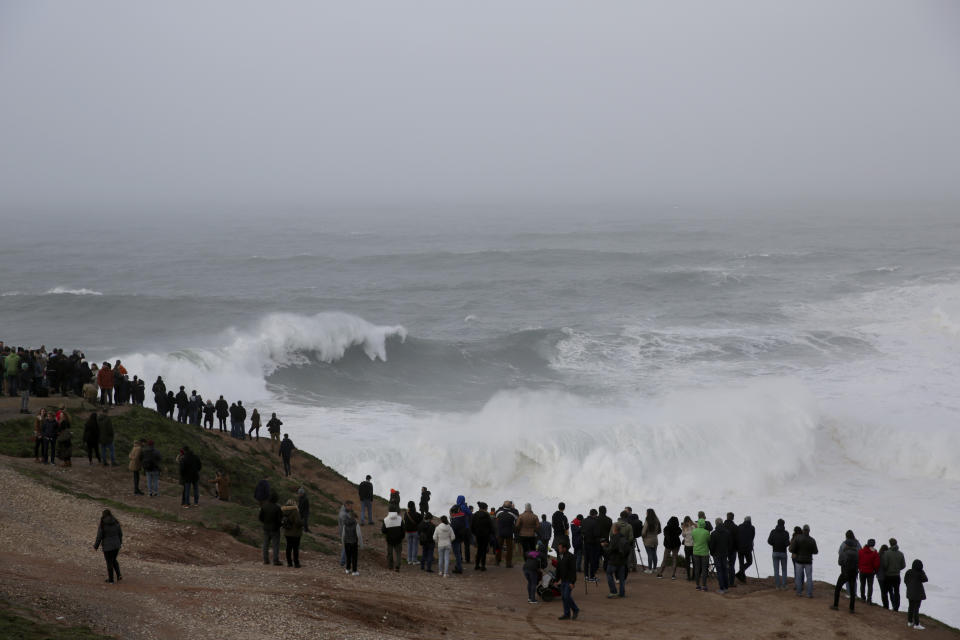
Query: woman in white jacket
[{"left": 433, "top": 515, "right": 456, "bottom": 577}]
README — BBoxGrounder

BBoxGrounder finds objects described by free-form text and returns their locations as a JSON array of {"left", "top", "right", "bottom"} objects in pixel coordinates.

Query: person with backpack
[
  {"left": 470, "top": 502, "right": 492, "bottom": 571},
  {"left": 790, "top": 524, "right": 819, "bottom": 598},
  {"left": 434, "top": 515, "right": 456, "bottom": 578},
  {"left": 881, "top": 537, "right": 906, "bottom": 611},
  {"left": 657, "top": 516, "right": 682, "bottom": 579},
  {"left": 281, "top": 498, "right": 303, "bottom": 568},
  {"left": 141, "top": 440, "right": 161, "bottom": 496},
  {"left": 606, "top": 519, "right": 632, "bottom": 598},
  {"left": 831, "top": 532, "right": 860, "bottom": 613},
  {"left": 450, "top": 505, "right": 468, "bottom": 574},
  {"left": 403, "top": 501, "right": 422, "bottom": 565},
  {"left": 768, "top": 518, "right": 791, "bottom": 589},
  {"left": 381, "top": 506, "right": 405, "bottom": 572},
  {"left": 418, "top": 512, "right": 436, "bottom": 573},
  {"left": 858, "top": 538, "right": 881, "bottom": 604},
  {"left": 259, "top": 491, "right": 283, "bottom": 566},
  {"left": 904, "top": 559, "right": 928, "bottom": 629},
  {"left": 128, "top": 439, "right": 144, "bottom": 495}
]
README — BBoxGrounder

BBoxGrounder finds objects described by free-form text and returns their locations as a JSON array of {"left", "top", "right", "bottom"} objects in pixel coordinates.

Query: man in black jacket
[
  {"left": 151, "top": 377, "right": 166, "bottom": 413},
  {"left": 581, "top": 509, "right": 601, "bottom": 582},
  {"left": 175, "top": 386, "right": 188, "bottom": 423},
  {"left": 470, "top": 501, "right": 492, "bottom": 570},
  {"left": 768, "top": 518, "right": 790, "bottom": 589},
  {"left": 179, "top": 446, "right": 202, "bottom": 507},
  {"left": 259, "top": 491, "right": 283, "bottom": 566},
  {"left": 495, "top": 501, "right": 518, "bottom": 567},
  {"left": 556, "top": 541, "right": 579, "bottom": 620},
  {"left": 831, "top": 533, "right": 860, "bottom": 613},
  {"left": 790, "top": 524, "right": 819, "bottom": 597},
  {"left": 736, "top": 515, "right": 756, "bottom": 582},
  {"left": 278, "top": 434, "right": 296, "bottom": 477},
  {"left": 358, "top": 475, "right": 374, "bottom": 525},
  {"left": 214, "top": 395, "right": 228, "bottom": 431},
  {"left": 723, "top": 513, "right": 740, "bottom": 588},
  {"left": 709, "top": 517, "right": 732, "bottom": 593},
  {"left": 551, "top": 502, "right": 570, "bottom": 551}
]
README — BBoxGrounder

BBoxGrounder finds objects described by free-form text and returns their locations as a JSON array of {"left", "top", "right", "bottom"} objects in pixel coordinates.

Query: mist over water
[{"left": 2, "top": 211, "right": 959, "bottom": 620}]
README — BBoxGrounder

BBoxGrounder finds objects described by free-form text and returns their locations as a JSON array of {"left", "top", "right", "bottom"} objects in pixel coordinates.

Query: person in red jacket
[
  {"left": 96, "top": 362, "right": 114, "bottom": 405},
  {"left": 858, "top": 538, "right": 881, "bottom": 604}
]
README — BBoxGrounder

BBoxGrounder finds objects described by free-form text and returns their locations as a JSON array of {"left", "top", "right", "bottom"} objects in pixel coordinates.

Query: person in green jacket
[
  {"left": 691, "top": 518, "right": 711, "bottom": 591},
  {"left": 5, "top": 350, "right": 21, "bottom": 396}
]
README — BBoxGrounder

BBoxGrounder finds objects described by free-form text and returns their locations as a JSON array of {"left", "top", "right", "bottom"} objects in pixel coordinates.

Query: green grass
[{"left": 0, "top": 600, "right": 112, "bottom": 639}]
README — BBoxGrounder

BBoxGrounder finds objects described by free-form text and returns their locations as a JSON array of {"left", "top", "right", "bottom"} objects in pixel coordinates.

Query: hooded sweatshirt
[
  {"left": 433, "top": 522, "right": 456, "bottom": 549},
  {"left": 904, "top": 559, "right": 927, "bottom": 601},
  {"left": 691, "top": 519, "right": 711, "bottom": 556},
  {"left": 94, "top": 515, "right": 123, "bottom": 552},
  {"left": 768, "top": 523, "right": 790, "bottom": 553},
  {"left": 882, "top": 544, "right": 906, "bottom": 577},
  {"left": 838, "top": 539, "right": 859, "bottom": 574}
]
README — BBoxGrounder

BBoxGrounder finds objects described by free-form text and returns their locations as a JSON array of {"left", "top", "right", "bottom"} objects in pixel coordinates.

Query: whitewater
[{"left": 1, "top": 212, "right": 958, "bottom": 623}]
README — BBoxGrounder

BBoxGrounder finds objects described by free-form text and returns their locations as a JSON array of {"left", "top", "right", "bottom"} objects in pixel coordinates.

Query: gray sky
[{"left": 1, "top": 0, "right": 958, "bottom": 214}]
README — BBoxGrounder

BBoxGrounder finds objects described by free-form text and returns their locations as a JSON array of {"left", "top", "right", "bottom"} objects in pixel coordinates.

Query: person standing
[
  {"left": 418, "top": 513, "right": 436, "bottom": 572},
  {"left": 881, "top": 537, "right": 906, "bottom": 611},
  {"left": 228, "top": 402, "right": 239, "bottom": 437},
  {"left": 516, "top": 503, "right": 539, "bottom": 555},
  {"left": 128, "top": 439, "right": 144, "bottom": 495},
  {"left": 403, "top": 501, "right": 422, "bottom": 565},
  {"left": 556, "top": 541, "right": 579, "bottom": 620},
  {"left": 93, "top": 509, "right": 123, "bottom": 583},
  {"left": 682, "top": 516, "right": 696, "bottom": 581},
  {"left": 40, "top": 411, "right": 58, "bottom": 465},
  {"left": 97, "top": 362, "right": 113, "bottom": 405},
  {"left": 419, "top": 487, "right": 431, "bottom": 514},
  {"left": 141, "top": 440, "right": 161, "bottom": 497},
  {"left": 236, "top": 401, "right": 247, "bottom": 439},
  {"left": 178, "top": 446, "right": 202, "bottom": 507},
  {"left": 551, "top": 502, "right": 570, "bottom": 552},
  {"left": 471, "top": 502, "right": 492, "bottom": 571},
  {"left": 736, "top": 516, "right": 756, "bottom": 582},
  {"left": 341, "top": 504, "right": 363, "bottom": 575},
  {"left": 281, "top": 498, "right": 303, "bottom": 568},
  {"left": 581, "top": 509, "right": 601, "bottom": 583},
  {"left": 215, "top": 395, "right": 228, "bottom": 431},
  {"left": 152, "top": 377, "right": 166, "bottom": 413},
  {"left": 904, "top": 559, "right": 928, "bottom": 629},
  {"left": 790, "top": 524, "right": 819, "bottom": 598},
  {"left": 98, "top": 411, "right": 116, "bottom": 466},
  {"left": 709, "top": 518, "right": 732, "bottom": 594},
  {"left": 81, "top": 412, "right": 100, "bottom": 465},
  {"left": 722, "top": 513, "right": 739, "bottom": 588},
  {"left": 57, "top": 420, "right": 72, "bottom": 468},
  {"left": 523, "top": 549, "right": 541, "bottom": 604},
  {"left": 692, "top": 518, "right": 711, "bottom": 591},
  {"left": 382, "top": 506, "right": 405, "bottom": 572},
  {"left": 571, "top": 514, "right": 583, "bottom": 572},
  {"left": 259, "top": 491, "right": 283, "bottom": 566},
  {"left": 175, "top": 386, "right": 188, "bottom": 423},
  {"left": 858, "top": 538, "right": 880, "bottom": 604},
  {"left": 18, "top": 362, "right": 32, "bottom": 413},
  {"left": 606, "top": 520, "right": 631, "bottom": 598},
  {"left": 831, "top": 532, "right": 860, "bottom": 613},
  {"left": 33, "top": 409, "right": 44, "bottom": 463},
  {"left": 434, "top": 515, "right": 456, "bottom": 577},
  {"left": 202, "top": 400, "right": 215, "bottom": 429},
  {"left": 449, "top": 505, "right": 467, "bottom": 574},
  {"left": 358, "top": 475, "right": 374, "bottom": 525},
  {"left": 248, "top": 408, "right": 261, "bottom": 439},
  {"left": 267, "top": 412, "right": 283, "bottom": 450},
  {"left": 641, "top": 508, "right": 662, "bottom": 574},
  {"left": 297, "top": 487, "right": 310, "bottom": 533},
  {"left": 495, "top": 501, "right": 519, "bottom": 568},
  {"left": 768, "top": 518, "right": 791, "bottom": 589},
  {"left": 278, "top": 433, "right": 296, "bottom": 477},
  {"left": 657, "top": 516, "right": 682, "bottom": 579}
]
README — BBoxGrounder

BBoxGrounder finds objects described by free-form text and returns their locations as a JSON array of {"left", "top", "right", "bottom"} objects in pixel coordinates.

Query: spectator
[
  {"left": 382, "top": 506, "right": 405, "bottom": 572},
  {"left": 831, "top": 531, "right": 860, "bottom": 613},
  {"left": 606, "top": 519, "right": 631, "bottom": 598},
  {"left": 657, "top": 516, "right": 682, "bottom": 579},
  {"left": 434, "top": 514, "right": 456, "bottom": 578},
  {"left": 259, "top": 491, "right": 283, "bottom": 566},
  {"left": 403, "top": 501, "right": 422, "bottom": 565},
  {"left": 709, "top": 517, "right": 732, "bottom": 594},
  {"left": 470, "top": 502, "right": 492, "bottom": 571},
  {"left": 141, "top": 440, "right": 161, "bottom": 497},
  {"left": 641, "top": 508, "right": 662, "bottom": 574},
  {"left": 516, "top": 503, "right": 539, "bottom": 554},
  {"left": 128, "top": 439, "right": 144, "bottom": 495},
  {"left": 736, "top": 516, "right": 756, "bottom": 582},
  {"left": 495, "top": 500, "right": 519, "bottom": 568},
  {"left": 581, "top": 508, "right": 601, "bottom": 583},
  {"left": 556, "top": 540, "right": 579, "bottom": 620},
  {"left": 341, "top": 504, "right": 362, "bottom": 576},
  {"left": 178, "top": 445, "right": 202, "bottom": 507},
  {"left": 214, "top": 395, "right": 228, "bottom": 431},
  {"left": 92, "top": 509, "right": 123, "bottom": 583},
  {"left": 858, "top": 538, "right": 880, "bottom": 604},
  {"left": 418, "top": 512, "right": 437, "bottom": 573},
  {"left": 248, "top": 408, "right": 261, "bottom": 439},
  {"left": 768, "top": 518, "right": 791, "bottom": 590},
  {"left": 267, "top": 412, "right": 283, "bottom": 450},
  {"left": 281, "top": 498, "right": 303, "bottom": 568},
  {"left": 682, "top": 516, "right": 696, "bottom": 581},
  {"left": 881, "top": 537, "right": 906, "bottom": 611},
  {"left": 213, "top": 471, "right": 230, "bottom": 501},
  {"left": 358, "top": 475, "right": 374, "bottom": 525},
  {"left": 297, "top": 487, "right": 310, "bottom": 533},
  {"left": 790, "top": 524, "right": 819, "bottom": 598},
  {"left": 552, "top": 502, "right": 570, "bottom": 551},
  {"left": 278, "top": 433, "right": 296, "bottom": 477},
  {"left": 904, "top": 559, "right": 928, "bottom": 629}
]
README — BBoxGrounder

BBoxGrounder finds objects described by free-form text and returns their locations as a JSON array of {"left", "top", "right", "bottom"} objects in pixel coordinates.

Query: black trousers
[
  {"left": 834, "top": 570, "right": 857, "bottom": 610},
  {"left": 218, "top": 417, "right": 226, "bottom": 430},
  {"left": 885, "top": 574, "right": 902, "bottom": 611},
  {"left": 86, "top": 443, "right": 101, "bottom": 463},
  {"left": 474, "top": 538, "right": 488, "bottom": 568},
  {"left": 285, "top": 535, "right": 301, "bottom": 566},
  {"left": 859, "top": 572, "right": 875, "bottom": 602},
  {"left": 908, "top": 599, "right": 922, "bottom": 625},
  {"left": 103, "top": 549, "right": 121, "bottom": 581},
  {"left": 133, "top": 470, "right": 141, "bottom": 492}
]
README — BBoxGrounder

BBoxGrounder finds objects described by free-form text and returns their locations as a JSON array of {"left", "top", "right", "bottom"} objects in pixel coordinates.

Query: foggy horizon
[{"left": 1, "top": 0, "right": 959, "bottom": 215}]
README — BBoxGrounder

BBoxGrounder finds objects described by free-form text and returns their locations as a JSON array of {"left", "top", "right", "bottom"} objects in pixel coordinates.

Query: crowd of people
[{"left": 338, "top": 482, "right": 930, "bottom": 629}]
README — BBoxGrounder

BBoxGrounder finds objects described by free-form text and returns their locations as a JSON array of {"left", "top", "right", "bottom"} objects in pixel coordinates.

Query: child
[{"left": 904, "top": 559, "right": 928, "bottom": 630}]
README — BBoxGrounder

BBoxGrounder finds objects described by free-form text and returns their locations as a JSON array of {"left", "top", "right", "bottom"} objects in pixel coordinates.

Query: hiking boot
[
  {"left": 557, "top": 615, "right": 570, "bottom": 620},
  {"left": 572, "top": 611, "right": 579, "bottom": 620},
  {"left": 607, "top": 593, "right": 619, "bottom": 599}
]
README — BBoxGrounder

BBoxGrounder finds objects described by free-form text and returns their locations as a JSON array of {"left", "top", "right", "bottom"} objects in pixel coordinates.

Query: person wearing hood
[
  {"left": 434, "top": 515, "right": 456, "bottom": 577},
  {"left": 904, "top": 559, "right": 928, "bottom": 629},
  {"left": 709, "top": 518, "right": 732, "bottom": 593},
  {"left": 128, "top": 439, "right": 144, "bottom": 495},
  {"left": 657, "top": 516, "right": 682, "bottom": 579},
  {"left": 571, "top": 514, "right": 584, "bottom": 572},
  {"left": 523, "top": 549, "right": 542, "bottom": 604},
  {"left": 403, "top": 501, "right": 422, "bottom": 565},
  {"left": 93, "top": 509, "right": 123, "bottom": 583},
  {"left": 297, "top": 487, "right": 310, "bottom": 533},
  {"left": 455, "top": 495, "right": 473, "bottom": 563},
  {"left": 858, "top": 538, "right": 881, "bottom": 604},
  {"left": 418, "top": 512, "right": 436, "bottom": 573},
  {"left": 449, "top": 505, "right": 467, "bottom": 574},
  {"left": 831, "top": 531, "right": 860, "bottom": 612},
  {"left": 281, "top": 498, "right": 303, "bottom": 568},
  {"left": 382, "top": 506, "right": 405, "bottom": 572},
  {"left": 881, "top": 537, "right": 906, "bottom": 611},
  {"left": 259, "top": 491, "right": 283, "bottom": 566},
  {"left": 537, "top": 514, "right": 552, "bottom": 548},
  {"left": 471, "top": 502, "right": 493, "bottom": 571},
  {"left": 790, "top": 524, "right": 819, "bottom": 597},
  {"left": 768, "top": 518, "right": 791, "bottom": 589},
  {"left": 691, "top": 518, "right": 711, "bottom": 591}
]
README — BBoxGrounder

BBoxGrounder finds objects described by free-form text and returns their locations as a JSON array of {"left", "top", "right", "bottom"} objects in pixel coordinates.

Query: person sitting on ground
[
  {"left": 382, "top": 506, "right": 405, "bottom": 572},
  {"left": 831, "top": 531, "right": 860, "bottom": 613},
  {"left": 904, "top": 559, "right": 928, "bottom": 629},
  {"left": 93, "top": 509, "right": 123, "bottom": 583},
  {"left": 278, "top": 433, "right": 296, "bottom": 477},
  {"left": 281, "top": 498, "right": 303, "bottom": 568},
  {"left": 858, "top": 538, "right": 880, "bottom": 604},
  {"left": 259, "top": 491, "right": 283, "bottom": 566}
]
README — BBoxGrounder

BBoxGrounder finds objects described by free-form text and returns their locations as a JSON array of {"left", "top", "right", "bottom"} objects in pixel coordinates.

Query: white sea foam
[{"left": 44, "top": 286, "right": 104, "bottom": 296}]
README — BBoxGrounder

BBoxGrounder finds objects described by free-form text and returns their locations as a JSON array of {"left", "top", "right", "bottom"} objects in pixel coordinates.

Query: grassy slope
[{"left": 0, "top": 600, "right": 113, "bottom": 640}]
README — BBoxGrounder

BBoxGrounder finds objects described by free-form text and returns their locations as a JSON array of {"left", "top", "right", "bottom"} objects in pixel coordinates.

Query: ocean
[{"left": 2, "top": 210, "right": 958, "bottom": 622}]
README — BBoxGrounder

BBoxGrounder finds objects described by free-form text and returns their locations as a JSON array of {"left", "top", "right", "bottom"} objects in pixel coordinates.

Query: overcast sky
[{"left": 1, "top": 1, "right": 958, "bottom": 214}]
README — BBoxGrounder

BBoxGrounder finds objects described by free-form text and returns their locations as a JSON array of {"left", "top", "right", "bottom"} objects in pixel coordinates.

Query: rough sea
[{"left": 2, "top": 210, "right": 958, "bottom": 622}]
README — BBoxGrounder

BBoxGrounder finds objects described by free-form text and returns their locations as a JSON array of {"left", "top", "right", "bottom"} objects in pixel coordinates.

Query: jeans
[
  {"left": 524, "top": 568, "right": 538, "bottom": 601},
  {"left": 406, "top": 531, "right": 419, "bottom": 563},
  {"left": 86, "top": 443, "right": 100, "bottom": 463},
  {"left": 20, "top": 389, "right": 29, "bottom": 412},
  {"left": 694, "top": 555, "right": 709, "bottom": 588},
  {"left": 859, "top": 572, "right": 875, "bottom": 602},
  {"left": 645, "top": 544, "right": 658, "bottom": 570},
  {"left": 606, "top": 563, "right": 627, "bottom": 596},
  {"left": 796, "top": 563, "right": 814, "bottom": 596},
  {"left": 344, "top": 542, "right": 358, "bottom": 572},
  {"left": 146, "top": 470, "right": 159, "bottom": 495},
  {"left": 285, "top": 536, "right": 301, "bottom": 567},
  {"left": 421, "top": 542, "right": 435, "bottom": 571},
  {"left": 360, "top": 499, "right": 372, "bottom": 525},
  {"left": 439, "top": 546, "right": 451, "bottom": 574},
  {"left": 834, "top": 570, "right": 857, "bottom": 611},
  {"left": 560, "top": 582, "right": 579, "bottom": 617},
  {"left": 178, "top": 407, "right": 187, "bottom": 423},
  {"left": 387, "top": 542, "right": 402, "bottom": 570},
  {"left": 772, "top": 552, "right": 788, "bottom": 588},
  {"left": 574, "top": 547, "right": 582, "bottom": 572},
  {"left": 41, "top": 437, "right": 53, "bottom": 464},
  {"left": 452, "top": 541, "right": 463, "bottom": 572},
  {"left": 885, "top": 574, "right": 901, "bottom": 611},
  {"left": 182, "top": 481, "right": 198, "bottom": 505},
  {"left": 658, "top": 547, "right": 679, "bottom": 577},
  {"left": 908, "top": 599, "right": 922, "bottom": 625},
  {"left": 585, "top": 543, "right": 601, "bottom": 579},
  {"left": 715, "top": 554, "right": 730, "bottom": 591},
  {"left": 685, "top": 545, "right": 694, "bottom": 579},
  {"left": 100, "top": 442, "right": 116, "bottom": 465},
  {"left": 103, "top": 549, "right": 120, "bottom": 581}
]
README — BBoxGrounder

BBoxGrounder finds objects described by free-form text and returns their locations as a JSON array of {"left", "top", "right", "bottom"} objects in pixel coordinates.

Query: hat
[{"left": 477, "top": 501, "right": 487, "bottom": 510}]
